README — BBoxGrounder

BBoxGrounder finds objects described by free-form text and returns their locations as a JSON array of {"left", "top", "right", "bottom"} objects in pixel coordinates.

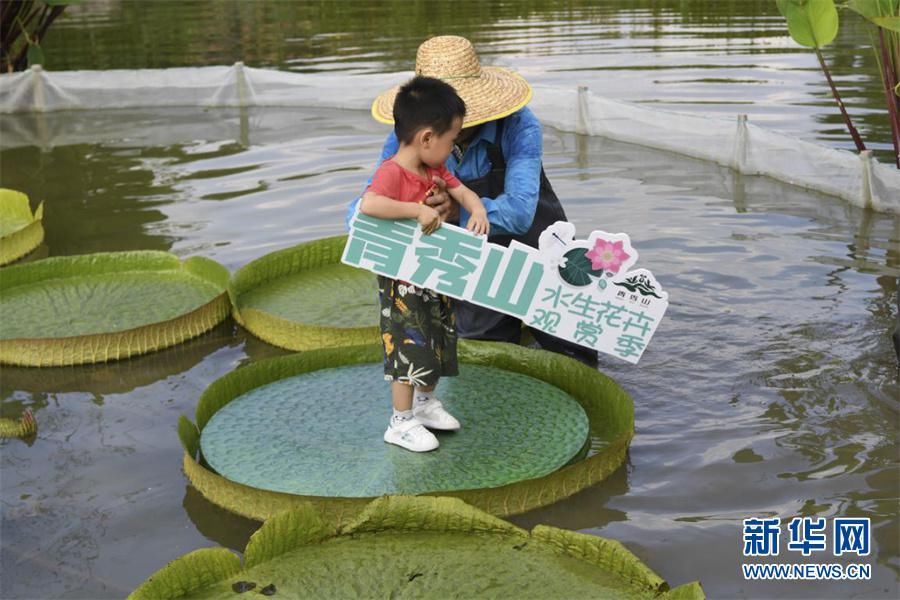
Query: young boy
[{"left": 360, "top": 76, "right": 490, "bottom": 452}]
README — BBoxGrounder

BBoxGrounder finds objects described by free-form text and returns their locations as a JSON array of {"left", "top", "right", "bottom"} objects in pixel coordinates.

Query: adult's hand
[{"left": 425, "top": 176, "right": 460, "bottom": 222}]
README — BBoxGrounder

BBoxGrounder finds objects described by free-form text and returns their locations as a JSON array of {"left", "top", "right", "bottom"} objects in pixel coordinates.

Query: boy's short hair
[{"left": 393, "top": 76, "right": 466, "bottom": 144}]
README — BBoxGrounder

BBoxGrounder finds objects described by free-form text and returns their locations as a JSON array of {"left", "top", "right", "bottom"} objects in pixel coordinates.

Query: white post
[
  {"left": 858, "top": 150, "right": 873, "bottom": 210},
  {"left": 732, "top": 114, "right": 748, "bottom": 173},
  {"left": 31, "top": 64, "right": 46, "bottom": 112},
  {"left": 576, "top": 85, "right": 593, "bottom": 136},
  {"left": 234, "top": 61, "right": 248, "bottom": 108}
]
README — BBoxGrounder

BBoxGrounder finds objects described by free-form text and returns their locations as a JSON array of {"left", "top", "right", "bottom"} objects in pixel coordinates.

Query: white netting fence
[{"left": 1, "top": 63, "right": 897, "bottom": 213}]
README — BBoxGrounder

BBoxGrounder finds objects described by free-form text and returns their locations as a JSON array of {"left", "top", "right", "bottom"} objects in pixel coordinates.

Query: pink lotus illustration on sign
[{"left": 585, "top": 239, "right": 630, "bottom": 274}]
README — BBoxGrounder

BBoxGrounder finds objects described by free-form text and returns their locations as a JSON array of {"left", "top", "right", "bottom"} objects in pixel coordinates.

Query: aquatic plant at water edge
[
  {"left": 777, "top": 0, "right": 900, "bottom": 166},
  {"left": 0, "top": 0, "right": 72, "bottom": 72}
]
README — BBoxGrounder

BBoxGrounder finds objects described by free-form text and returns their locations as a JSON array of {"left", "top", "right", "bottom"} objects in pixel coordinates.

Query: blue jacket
[{"left": 346, "top": 107, "right": 543, "bottom": 236}]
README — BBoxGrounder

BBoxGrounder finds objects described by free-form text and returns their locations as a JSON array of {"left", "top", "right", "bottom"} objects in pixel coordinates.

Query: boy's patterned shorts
[{"left": 377, "top": 276, "right": 458, "bottom": 387}]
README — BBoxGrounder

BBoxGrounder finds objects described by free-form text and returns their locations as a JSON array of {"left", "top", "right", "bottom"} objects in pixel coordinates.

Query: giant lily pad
[
  {"left": 0, "top": 188, "right": 44, "bottom": 266},
  {"left": 129, "top": 496, "right": 704, "bottom": 600},
  {"left": 180, "top": 340, "right": 634, "bottom": 523},
  {"left": 199, "top": 363, "right": 590, "bottom": 497},
  {"left": 230, "top": 235, "right": 379, "bottom": 351},
  {"left": 0, "top": 251, "right": 231, "bottom": 366}
]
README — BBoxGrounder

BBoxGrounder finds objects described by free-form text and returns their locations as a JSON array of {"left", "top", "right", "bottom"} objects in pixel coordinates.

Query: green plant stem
[
  {"left": 10, "top": 3, "right": 63, "bottom": 71},
  {"left": 1, "top": 1, "right": 31, "bottom": 68},
  {"left": 879, "top": 27, "right": 900, "bottom": 167},
  {"left": 815, "top": 47, "right": 868, "bottom": 152},
  {"left": 14, "top": 13, "right": 35, "bottom": 44}
]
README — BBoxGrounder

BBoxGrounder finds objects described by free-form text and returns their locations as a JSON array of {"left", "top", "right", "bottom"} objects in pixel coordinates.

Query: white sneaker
[
  {"left": 413, "top": 398, "right": 461, "bottom": 431},
  {"left": 384, "top": 416, "right": 439, "bottom": 452}
]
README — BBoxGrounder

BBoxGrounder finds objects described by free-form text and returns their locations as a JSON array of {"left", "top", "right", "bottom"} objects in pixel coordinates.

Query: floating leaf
[
  {"left": 0, "top": 188, "right": 44, "bottom": 266},
  {"left": 0, "top": 251, "right": 230, "bottom": 366},
  {"left": 232, "top": 235, "right": 379, "bottom": 351},
  {"left": 776, "top": 0, "right": 839, "bottom": 47},
  {"left": 128, "top": 548, "right": 241, "bottom": 600},
  {"left": 198, "top": 363, "right": 589, "bottom": 497},
  {"left": 183, "top": 340, "right": 635, "bottom": 523},
  {"left": 129, "top": 497, "right": 705, "bottom": 600},
  {"left": 558, "top": 248, "right": 604, "bottom": 287}
]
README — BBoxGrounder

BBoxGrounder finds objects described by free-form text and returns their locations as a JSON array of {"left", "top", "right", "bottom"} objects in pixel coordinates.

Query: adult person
[{"left": 349, "top": 35, "right": 597, "bottom": 366}]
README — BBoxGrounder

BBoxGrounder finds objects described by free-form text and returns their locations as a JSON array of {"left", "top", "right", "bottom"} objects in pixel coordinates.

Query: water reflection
[
  {"left": 181, "top": 485, "right": 260, "bottom": 552},
  {"left": 509, "top": 461, "right": 630, "bottom": 532},
  {"left": 0, "top": 144, "right": 176, "bottom": 257},
  {"left": 0, "top": 321, "right": 238, "bottom": 399}
]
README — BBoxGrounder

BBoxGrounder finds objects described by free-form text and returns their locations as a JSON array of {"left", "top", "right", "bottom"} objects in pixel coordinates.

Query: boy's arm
[
  {"left": 447, "top": 184, "right": 489, "bottom": 235},
  {"left": 360, "top": 192, "right": 442, "bottom": 234},
  {"left": 447, "top": 184, "right": 487, "bottom": 217},
  {"left": 360, "top": 191, "right": 424, "bottom": 220}
]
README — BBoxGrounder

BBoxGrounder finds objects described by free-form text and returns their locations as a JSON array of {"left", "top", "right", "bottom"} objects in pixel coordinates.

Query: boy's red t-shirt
[{"left": 366, "top": 159, "right": 461, "bottom": 204}]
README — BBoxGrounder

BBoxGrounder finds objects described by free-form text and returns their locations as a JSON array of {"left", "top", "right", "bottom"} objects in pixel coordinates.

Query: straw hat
[{"left": 371, "top": 35, "right": 533, "bottom": 128}]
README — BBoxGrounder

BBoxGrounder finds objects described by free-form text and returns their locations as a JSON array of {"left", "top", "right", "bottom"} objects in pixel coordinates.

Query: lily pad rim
[
  {"left": 228, "top": 235, "right": 379, "bottom": 350},
  {"left": 179, "top": 340, "right": 634, "bottom": 518},
  {"left": 197, "top": 362, "right": 593, "bottom": 497},
  {"left": 128, "top": 496, "right": 704, "bottom": 600},
  {"left": 0, "top": 250, "right": 230, "bottom": 343}
]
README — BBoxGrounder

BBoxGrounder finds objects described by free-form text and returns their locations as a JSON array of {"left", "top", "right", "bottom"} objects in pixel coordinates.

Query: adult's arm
[{"left": 481, "top": 110, "right": 542, "bottom": 236}]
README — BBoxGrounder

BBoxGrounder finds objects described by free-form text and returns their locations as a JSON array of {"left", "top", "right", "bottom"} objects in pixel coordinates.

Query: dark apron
[{"left": 455, "top": 119, "right": 598, "bottom": 366}]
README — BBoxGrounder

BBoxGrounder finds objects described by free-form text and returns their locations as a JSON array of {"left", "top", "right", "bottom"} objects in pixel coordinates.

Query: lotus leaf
[
  {"left": 181, "top": 341, "right": 634, "bottom": 522},
  {"left": 0, "top": 251, "right": 231, "bottom": 366},
  {"left": 199, "top": 363, "right": 590, "bottom": 497},
  {"left": 129, "top": 496, "right": 705, "bottom": 600},
  {"left": 230, "top": 235, "right": 379, "bottom": 351},
  {"left": 0, "top": 188, "right": 44, "bottom": 266}
]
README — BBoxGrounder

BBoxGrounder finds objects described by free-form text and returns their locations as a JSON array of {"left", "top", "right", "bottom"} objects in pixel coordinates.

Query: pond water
[{"left": 1, "top": 2, "right": 898, "bottom": 599}]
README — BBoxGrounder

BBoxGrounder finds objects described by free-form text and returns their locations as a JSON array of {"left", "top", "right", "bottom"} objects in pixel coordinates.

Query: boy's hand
[
  {"left": 417, "top": 204, "right": 442, "bottom": 234},
  {"left": 467, "top": 209, "right": 490, "bottom": 236}
]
